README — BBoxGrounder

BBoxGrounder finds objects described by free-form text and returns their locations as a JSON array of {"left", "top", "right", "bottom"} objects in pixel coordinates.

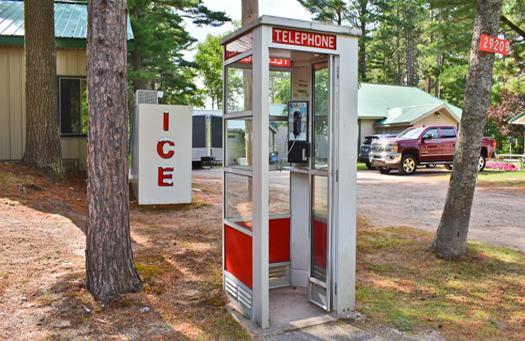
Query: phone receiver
[{"left": 293, "top": 111, "right": 302, "bottom": 137}]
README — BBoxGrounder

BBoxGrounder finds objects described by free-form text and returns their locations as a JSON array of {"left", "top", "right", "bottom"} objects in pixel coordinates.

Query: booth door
[{"left": 309, "top": 59, "right": 335, "bottom": 311}]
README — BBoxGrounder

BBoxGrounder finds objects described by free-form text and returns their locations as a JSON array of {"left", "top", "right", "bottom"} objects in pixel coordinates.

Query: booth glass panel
[
  {"left": 312, "top": 62, "right": 329, "bottom": 170},
  {"left": 226, "top": 65, "right": 253, "bottom": 114},
  {"left": 269, "top": 170, "right": 290, "bottom": 215},
  {"left": 225, "top": 118, "right": 253, "bottom": 169},
  {"left": 225, "top": 173, "right": 253, "bottom": 229},
  {"left": 269, "top": 71, "right": 291, "bottom": 106},
  {"left": 311, "top": 175, "right": 328, "bottom": 282}
]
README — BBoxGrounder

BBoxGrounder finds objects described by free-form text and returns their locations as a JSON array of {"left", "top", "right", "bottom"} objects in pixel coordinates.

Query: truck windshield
[{"left": 396, "top": 127, "right": 426, "bottom": 139}]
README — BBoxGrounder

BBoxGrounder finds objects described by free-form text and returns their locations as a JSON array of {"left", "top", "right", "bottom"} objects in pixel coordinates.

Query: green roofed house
[
  {"left": 0, "top": 0, "right": 134, "bottom": 171},
  {"left": 357, "top": 83, "right": 462, "bottom": 150},
  {"left": 509, "top": 111, "right": 525, "bottom": 125},
  {"left": 509, "top": 111, "right": 525, "bottom": 148}
]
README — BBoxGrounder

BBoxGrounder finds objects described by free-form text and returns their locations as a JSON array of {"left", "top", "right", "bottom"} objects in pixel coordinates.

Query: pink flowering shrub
[{"left": 485, "top": 161, "right": 520, "bottom": 171}]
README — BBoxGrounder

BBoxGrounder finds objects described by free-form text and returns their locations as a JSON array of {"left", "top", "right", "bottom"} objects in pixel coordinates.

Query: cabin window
[{"left": 59, "top": 77, "right": 87, "bottom": 135}]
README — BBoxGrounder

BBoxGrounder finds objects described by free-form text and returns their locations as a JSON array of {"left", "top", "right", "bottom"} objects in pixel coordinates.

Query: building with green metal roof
[
  {"left": 509, "top": 111, "right": 525, "bottom": 125},
  {"left": 509, "top": 111, "right": 525, "bottom": 148},
  {"left": 0, "top": 0, "right": 134, "bottom": 48},
  {"left": 0, "top": 0, "right": 134, "bottom": 171},
  {"left": 357, "top": 83, "right": 462, "bottom": 150}
]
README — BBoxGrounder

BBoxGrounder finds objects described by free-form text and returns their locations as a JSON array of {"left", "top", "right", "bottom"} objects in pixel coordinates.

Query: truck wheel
[
  {"left": 444, "top": 164, "right": 453, "bottom": 170},
  {"left": 366, "top": 162, "right": 375, "bottom": 170},
  {"left": 478, "top": 155, "right": 486, "bottom": 172},
  {"left": 377, "top": 166, "right": 391, "bottom": 174},
  {"left": 400, "top": 155, "right": 417, "bottom": 175}
]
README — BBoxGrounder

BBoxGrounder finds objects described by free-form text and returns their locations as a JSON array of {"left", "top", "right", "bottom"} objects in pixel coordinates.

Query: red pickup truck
[{"left": 368, "top": 125, "right": 496, "bottom": 175}]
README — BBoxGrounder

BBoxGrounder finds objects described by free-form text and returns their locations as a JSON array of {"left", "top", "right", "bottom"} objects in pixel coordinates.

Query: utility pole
[
  {"left": 242, "top": 0, "right": 258, "bottom": 199},
  {"left": 242, "top": 0, "right": 258, "bottom": 24}
]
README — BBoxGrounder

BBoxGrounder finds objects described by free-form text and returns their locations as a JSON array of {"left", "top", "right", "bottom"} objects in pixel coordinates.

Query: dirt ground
[
  {"left": 0, "top": 165, "right": 245, "bottom": 341},
  {"left": 0, "top": 165, "right": 523, "bottom": 340},
  {"left": 356, "top": 168, "right": 525, "bottom": 252}
]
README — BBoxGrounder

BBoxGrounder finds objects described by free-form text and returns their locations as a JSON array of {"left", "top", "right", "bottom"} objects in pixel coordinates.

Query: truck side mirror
[{"left": 423, "top": 133, "right": 433, "bottom": 140}]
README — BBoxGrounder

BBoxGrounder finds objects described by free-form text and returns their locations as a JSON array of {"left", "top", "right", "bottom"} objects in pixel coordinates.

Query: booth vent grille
[
  {"left": 269, "top": 265, "right": 287, "bottom": 279},
  {"left": 238, "top": 286, "right": 252, "bottom": 309},
  {"left": 225, "top": 278, "right": 238, "bottom": 298}
]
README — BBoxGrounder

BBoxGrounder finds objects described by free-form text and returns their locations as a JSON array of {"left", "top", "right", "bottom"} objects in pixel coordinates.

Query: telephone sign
[{"left": 272, "top": 28, "right": 336, "bottom": 50}]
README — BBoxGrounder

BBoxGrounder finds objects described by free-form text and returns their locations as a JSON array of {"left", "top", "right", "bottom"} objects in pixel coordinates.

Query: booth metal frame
[{"left": 220, "top": 16, "right": 360, "bottom": 328}]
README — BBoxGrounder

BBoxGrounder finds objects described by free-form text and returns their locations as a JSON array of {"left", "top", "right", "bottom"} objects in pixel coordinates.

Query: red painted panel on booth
[
  {"left": 269, "top": 218, "right": 290, "bottom": 264},
  {"left": 225, "top": 225, "right": 253, "bottom": 289},
  {"left": 313, "top": 219, "right": 327, "bottom": 269}
]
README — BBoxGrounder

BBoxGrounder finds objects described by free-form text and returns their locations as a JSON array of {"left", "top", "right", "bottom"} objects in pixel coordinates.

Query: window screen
[
  {"left": 192, "top": 116, "right": 206, "bottom": 148},
  {"left": 211, "top": 116, "right": 222, "bottom": 148}
]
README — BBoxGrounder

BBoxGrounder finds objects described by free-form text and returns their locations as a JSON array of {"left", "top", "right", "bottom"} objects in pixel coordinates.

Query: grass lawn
[
  {"left": 357, "top": 162, "right": 370, "bottom": 170},
  {"left": 356, "top": 218, "right": 525, "bottom": 340},
  {"left": 477, "top": 169, "right": 525, "bottom": 187}
]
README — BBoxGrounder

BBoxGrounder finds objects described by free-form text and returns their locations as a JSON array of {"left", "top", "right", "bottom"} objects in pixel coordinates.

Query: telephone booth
[{"left": 220, "top": 16, "right": 359, "bottom": 328}]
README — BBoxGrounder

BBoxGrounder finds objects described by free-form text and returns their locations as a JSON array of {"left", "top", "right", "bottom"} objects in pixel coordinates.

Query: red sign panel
[
  {"left": 479, "top": 34, "right": 509, "bottom": 56},
  {"left": 273, "top": 28, "right": 336, "bottom": 50},
  {"left": 236, "top": 56, "right": 291, "bottom": 67}
]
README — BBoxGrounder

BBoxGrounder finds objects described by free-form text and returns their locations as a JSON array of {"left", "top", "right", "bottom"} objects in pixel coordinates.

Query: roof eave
[
  {"left": 509, "top": 111, "right": 525, "bottom": 125},
  {"left": 0, "top": 36, "right": 135, "bottom": 50}
]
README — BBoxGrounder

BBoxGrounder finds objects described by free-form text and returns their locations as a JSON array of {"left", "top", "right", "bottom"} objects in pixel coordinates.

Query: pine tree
[
  {"left": 128, "top": 0, "right": 229, "bottom": 106},
  {"left": 20, "top": 0, "right": 65, "bottom": 180},
  {"left": 86, "top": 0, "right": 142, "bottom": 300}
]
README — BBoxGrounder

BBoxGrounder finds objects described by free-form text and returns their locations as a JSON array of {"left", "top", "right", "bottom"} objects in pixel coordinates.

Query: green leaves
[{"left": 128, "top": 0, "right": 230, "bottom": 106}]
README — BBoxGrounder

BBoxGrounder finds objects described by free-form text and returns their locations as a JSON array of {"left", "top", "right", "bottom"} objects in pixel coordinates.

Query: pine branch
[{"left": 500, "top": 15, "right": 525, "bottom": 40}]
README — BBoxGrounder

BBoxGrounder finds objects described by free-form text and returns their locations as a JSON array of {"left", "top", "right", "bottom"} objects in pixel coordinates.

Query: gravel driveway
[
  {"left": 357, "top": 168, "right": 525, "bottom": 252},
  {"left": 194, "top": 168, "right": 525, "bottom": 252}
]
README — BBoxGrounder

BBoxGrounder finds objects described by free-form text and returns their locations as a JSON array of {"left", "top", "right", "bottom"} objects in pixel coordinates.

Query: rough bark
[
  {"left": 86, "top": 0, "right": 142, "bottom": 301},
  {"left": 429, "top": 0, "right": 503, "bottom": 259},
  {"left": 358, "top": 0, "right": 368, "bottom": 82},
  {"left": 435, "top": 10, "right": 441, "bottom": 98},
  {"left": 396, "top": 8, "right": 401, "bottom": 85},
  {"left": 20, "top": 0, "right": 65, "bottom": 180},
  {"left": 427, "top": 10, "right": 433, "bottom": 93},
  {"left": 402, "top": 8, "right": 414, "bottom": 87}
]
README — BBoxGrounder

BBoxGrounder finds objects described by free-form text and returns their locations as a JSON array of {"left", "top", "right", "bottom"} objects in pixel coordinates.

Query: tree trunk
[
  {"left": 427, "top": 10, "right": 433, "bottom": 93},
  {"left": 358, "top": 4, "right": 367, "bottom": 81},
  {"left": 402, "top": 8, "right": 414, "bottom": 87},
  {"left": 396, "top": 8, "right": 401, "bottom": 85},
  {"left": 435, "top": 10, "right": 441, "bottom": 98},
  {"left": 20, "top": 0, "right": 65, "bottom": 180},
  {"left": 86, "top": 0, "right": 142, "bottom": 301},
  {"left": 429, "top": 0, "right": 503, "bottom": 259}
]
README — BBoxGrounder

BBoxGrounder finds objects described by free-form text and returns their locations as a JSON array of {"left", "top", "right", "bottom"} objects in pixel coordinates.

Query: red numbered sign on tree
[{"left": 479, "top": 34, "right": 509, "bottom": 55}]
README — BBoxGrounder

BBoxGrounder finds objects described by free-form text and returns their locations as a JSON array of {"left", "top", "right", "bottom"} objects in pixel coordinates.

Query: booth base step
[{"left": 227, "top": 286, "right": 443, "bottom": 341}]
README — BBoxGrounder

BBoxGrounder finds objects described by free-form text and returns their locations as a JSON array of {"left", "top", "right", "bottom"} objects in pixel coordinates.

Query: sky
[
  {"left": 183, "top": 0, "right": 314, "bottom": 108},
  {"left": 184, "top": 0, "right": 313, "bottom": 48}
]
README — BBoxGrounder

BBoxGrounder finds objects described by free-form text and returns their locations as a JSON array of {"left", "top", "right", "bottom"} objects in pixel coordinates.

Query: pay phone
[{"left": 287, "top": 101, "right": 309, "bottom": 163}]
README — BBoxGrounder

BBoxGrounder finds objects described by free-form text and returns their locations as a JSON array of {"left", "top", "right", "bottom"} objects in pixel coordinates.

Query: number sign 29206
[{"left": 480, "top": 34, "right": 509, "bottom": 56}]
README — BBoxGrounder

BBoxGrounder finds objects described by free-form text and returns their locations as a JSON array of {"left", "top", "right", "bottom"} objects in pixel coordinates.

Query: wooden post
[{"left": 242, "top": 0, "right": 258, "bottom": 199}]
